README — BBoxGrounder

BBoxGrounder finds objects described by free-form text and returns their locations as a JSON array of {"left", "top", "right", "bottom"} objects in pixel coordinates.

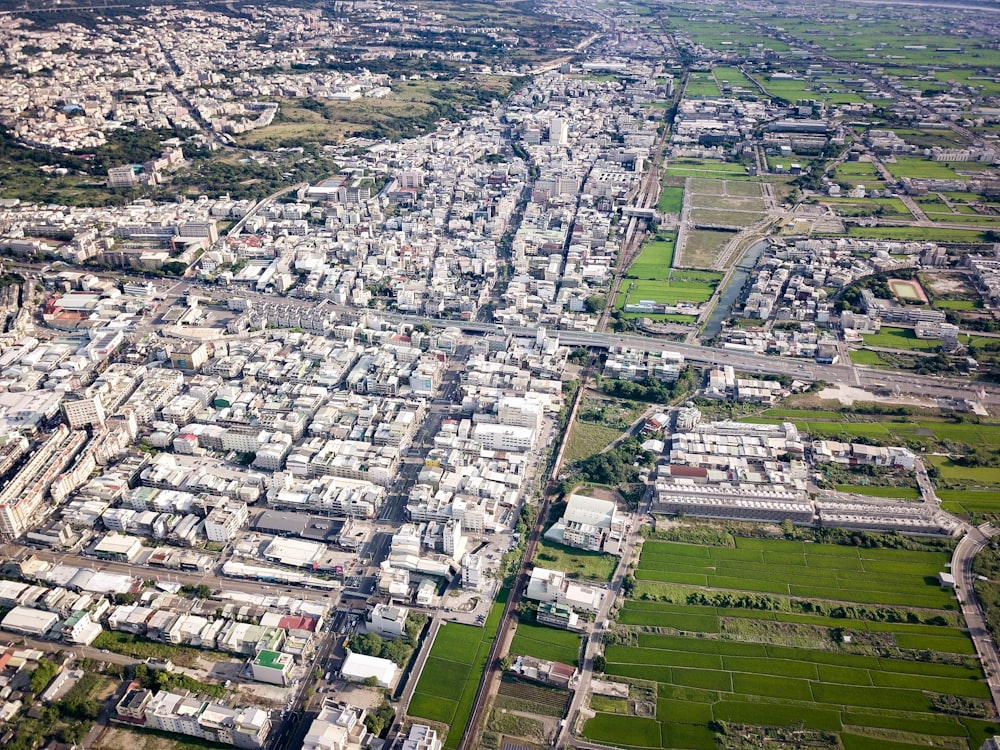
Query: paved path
[
  {"left": 953, "top": 523, "right": 1000, "bottom": 713},
  {"left": 397, "top": 616, "right": 442, "bottom": 720},
  {"left": 558, "top": 485, "right": 654, "bottom": 748}
]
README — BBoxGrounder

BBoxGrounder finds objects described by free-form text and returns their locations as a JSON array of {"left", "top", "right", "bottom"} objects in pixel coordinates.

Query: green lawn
[
  {"left": 862, "top": 327, "right": 942, "bottom": 351},
  {"left": 616, "top": 275, "right": 719, "bottom": 309},
  {"left": 885, "top": 157, "right": 991, "bottom": 181},
  {"left": 658, "top": 187, "right": 684, "bottom": 214},
  {"left": 535, "top": 536, "right": 619, "bottom": 583}
]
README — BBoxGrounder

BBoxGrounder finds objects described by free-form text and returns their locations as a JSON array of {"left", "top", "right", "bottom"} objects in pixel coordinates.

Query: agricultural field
[
  {"left": 681, "top": 229, "right": 738, "bottom": 269},
  {"left": 664, "top": 160, "right": 753, "bottom": 180},
  {"left": 657, "top": 187, "right": 684, "bottom": 214},
  {"left": 510, "top": 620, "right": 583, "bottom": 667},
  {"left": 615, "top": 274, "right": 720, "bottom": 310},
  {"left": 589, "top": 537, "right": 997, "bottom": 750},
  {"left": 408, "top": 590, "right": 507, "bottom": 749},
  {"left": 861, "top": 327, "right": 943, "bottom": 351},
  {"left": 495, "top": 676, "right": 571, "bottom": 718},
  {"left": 629, "top": 233, "right": 676, "bottom": 279}
]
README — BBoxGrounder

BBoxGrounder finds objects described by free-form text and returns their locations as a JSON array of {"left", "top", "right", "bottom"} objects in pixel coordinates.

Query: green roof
[{"left": 254, "top": 649, "right": 285, "bottom": 669}]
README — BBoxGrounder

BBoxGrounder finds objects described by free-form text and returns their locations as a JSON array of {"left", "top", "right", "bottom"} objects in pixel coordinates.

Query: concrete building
[
  {"left": 1, "top": 606, "right": 60, "bottom": 636},
  {"left": 93, "top": 533, "right": 144, "bottom": 562},
  {"left": 140, "top": 690, "right": 271, "bottom": 748},
  {"left": 250, "top": 649, "right": 293, "bottom": 686},
  {"left": 63, "top": 396, "right": 107, "bottom": 429},
  {"left": 204, "top": 501, "right": 249, "bottom": 542},
  {"left": 401, "top": 725, "right": 442, "bottom": 750},
  {"left": 302, "top": 699, "right": 368, "bottom": 750},
  {"left": 341, "top": 652, "right": 396, "bottom": 688},
  {"left": 525, "top": 567, "right": 604, "bottom": 614},
  {"left": 543, "top": 493, "right": 624, "bottom": 554},
  {"left": 367, "top": 603, "right": 408, "bottom": 639}
]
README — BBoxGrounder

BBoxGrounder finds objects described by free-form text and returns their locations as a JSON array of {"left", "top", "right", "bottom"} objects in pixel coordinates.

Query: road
[
  {"left": 952, "top": 524, "right": 1000, "bottom": 713},
  {"left": 558, "top": 485, "right": 654, "bottom": 747}
]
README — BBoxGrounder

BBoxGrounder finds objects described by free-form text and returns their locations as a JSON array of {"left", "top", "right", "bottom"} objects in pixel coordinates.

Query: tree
[
  {"left": 499, "top": 655, "right": 513, "bottom": 671},
  {"left": 364, "top": 701, "right": 396, "bottom": 736},
  {"left": 592, "top": 654, "right": 606, "bottom": 673}
]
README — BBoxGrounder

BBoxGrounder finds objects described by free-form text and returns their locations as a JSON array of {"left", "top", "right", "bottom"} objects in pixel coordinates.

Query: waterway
[{"left": 701, "top": 239, "right": 768, "bottom": 341}]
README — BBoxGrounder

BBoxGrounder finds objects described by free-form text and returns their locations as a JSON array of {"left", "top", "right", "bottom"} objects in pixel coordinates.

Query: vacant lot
[{"left": 682, "top": 229, "right": 737, "bottom": 269}]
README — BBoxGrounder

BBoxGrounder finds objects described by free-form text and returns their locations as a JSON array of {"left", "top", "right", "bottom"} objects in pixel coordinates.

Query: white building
[
  {"left": 543, "top": 493, "right": 623, "bottom": 554},
  {"left": 341, "top": 652, "right": 396, "bottom": 688},
  {"left": 525, "top": 567, "right": 605, "bottom": 614},
  {"left": 402, "top": 724, "right": 442, "bottom": 750},
  {"left": 251, "top": 649, "right": 293, "bottom": 686},
  {"left": 462, "top": 552, "right": 483, "bottom": 591},
  {"left": 472, "top": 423, "right": 535, "bottom": 452},
  {"left": 204, "top": 501, "right": 249, "bottom": 542},
  {"left": 302, "top": 699, "right": 369, "bottom": 750},
  {"left": 367, "top": 603, "right": 408, "bottom": 639},
  {"left": 1, "top": 606, "right": 59, "bottom": 636}
]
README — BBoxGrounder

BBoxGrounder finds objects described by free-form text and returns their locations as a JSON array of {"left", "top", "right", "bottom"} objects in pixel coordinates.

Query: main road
[{"left": 953, "top": 524, "right": 1000, "bottom": 713}]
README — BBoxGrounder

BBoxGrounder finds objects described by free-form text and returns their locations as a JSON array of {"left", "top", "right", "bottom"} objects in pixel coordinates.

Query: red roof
[
  {"left": 667, "top": 465, "right": 708, "bottom": 478},
  {"left": 279, "top": 615, "right": 317, "bottom": 632}
]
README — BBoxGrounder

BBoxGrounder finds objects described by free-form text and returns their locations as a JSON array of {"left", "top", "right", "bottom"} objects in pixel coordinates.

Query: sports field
[{"left": 587, "top": 537, "right": 996, "bottom": 750}]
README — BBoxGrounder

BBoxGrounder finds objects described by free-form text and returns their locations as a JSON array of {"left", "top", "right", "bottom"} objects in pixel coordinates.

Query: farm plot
[
  {"left": 628, "top": 234, "right": 676, "bottom": 279},
  {"left": 589, "top": 536, "right": 993, "bottom": 749},
  {"left": 682, "top": 229, "right": 738, "bottom": 269},
  {"left": 495, "top": 676, "right": 571, "bottom": 718},
  {"left": 510, "top": 620, "right": 583, "bottom": 667},
  {"left": 408, "top": 589, "right": 508, "bottom": 749}
]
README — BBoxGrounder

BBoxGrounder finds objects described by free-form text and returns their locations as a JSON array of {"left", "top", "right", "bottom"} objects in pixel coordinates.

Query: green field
[
  {"left": 844, "top": 226, "right": 989, "bottom": 243},
  {"left": 884, "top": 157, "right": 992, "bottom": 182},
  {"left": 615, "top": 274, "right": 720, "bottom": 312},
  {"left": 510, "top": 620, "right": 583, "bottom": 666},
  {"left": 658, "top": 187, "right": 684, "bottom": 214},
  {"left": 535, "top": 534, "right": 619, "bottom": 583},
  {"left": 862, "top": 327, "right": 942, "bottom": 351},
  {"left": 409, "top": 589, "right": 508, "bottom": 749},
  {"left": 629, "top": 234, "right": 676, "bottom": 279},
  {"left": 564, "top": 421, "right": 621, "bottom": 464},
  {"left": 589, "top": 537, "right": 994, "bottom": 749}
]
